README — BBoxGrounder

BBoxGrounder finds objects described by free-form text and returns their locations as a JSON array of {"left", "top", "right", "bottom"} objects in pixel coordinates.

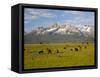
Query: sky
[{"left": 24, "top": 8, "right": 94, "bottom": 32}]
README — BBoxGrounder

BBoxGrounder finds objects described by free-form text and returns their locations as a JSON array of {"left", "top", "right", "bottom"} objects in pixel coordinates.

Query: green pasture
[{"left": 24, "top": 43, "right": 95, "bottom": 69}]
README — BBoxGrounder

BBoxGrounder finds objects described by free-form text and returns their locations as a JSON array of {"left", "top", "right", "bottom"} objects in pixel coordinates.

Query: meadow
[{"left": 24, "top": 42, "right": 95, "bottom": 69}]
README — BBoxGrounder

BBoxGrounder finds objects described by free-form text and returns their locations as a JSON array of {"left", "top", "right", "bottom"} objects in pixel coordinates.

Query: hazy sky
[{"left": 24, "top": 8, "right": 94, "bottom": 32}]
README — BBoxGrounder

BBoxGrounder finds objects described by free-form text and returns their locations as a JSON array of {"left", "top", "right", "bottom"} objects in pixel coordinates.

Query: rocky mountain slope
[{"left": 24, "top": 23, "right": 94, "bottom": 44}]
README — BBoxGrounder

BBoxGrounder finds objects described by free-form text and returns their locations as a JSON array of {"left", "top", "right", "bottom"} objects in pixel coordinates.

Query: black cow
[
  {"left": 70, "top": 48, "right": 73, "bottom": 51},
  {"left": 64, "top": 47, "right": 66, "bottom": 49},
  {"left": 75, "top": 48, "right": 79, "bottom": 51},
  {"left": 39, "top": 50, "right": 43, "bottom": 54}
]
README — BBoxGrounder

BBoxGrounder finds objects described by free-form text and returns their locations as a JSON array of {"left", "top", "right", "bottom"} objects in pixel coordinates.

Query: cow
[
  {"left": 70, "top": 48, "right": 73, "bottom": 51},
  {"left": 39, "top": 50, "right": 43, "bottom": 54},
  {"left": 74, "top": 48, "right": 79, "bottom": 51},
  {"left": 86, "top": 42, "right": 89, "bottom": 45},
  {"left": 39, "top": 42, "right": 43, "bottom": 44},
  {"left": 56, "top": 49, "right": 59, "bottom": 53},
  {"left": 47, "top": 48, "right": 52, "bottom": 54},
  {"left": 64, "top": 47, "right": 66, "bottom": 49},
  {"left": 84, "top": 46, "right": 87, "bottom": 48},
  {"left": 78, "top": 45, "right": 82, "bottom": 50}
]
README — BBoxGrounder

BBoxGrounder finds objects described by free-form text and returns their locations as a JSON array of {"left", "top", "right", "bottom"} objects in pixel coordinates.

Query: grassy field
[{"left": 24, "top": 42, "right": 95, "bottom": 69}]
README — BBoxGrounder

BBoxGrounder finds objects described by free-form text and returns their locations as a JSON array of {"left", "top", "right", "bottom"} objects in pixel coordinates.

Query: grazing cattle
[
  {"left": 70, "top": 48, "right": 73, "bottom": 51},
  {"left": 84, "top": 46, "right": 87, "bottom": 48},
  {"left": 56, "top": 49, "right": 59, "bottom": 53},
  {"left": 86, "top": 42, "right": 89, "bottom": 44},
  {"left": 47, "top": 48, "right": 52, "bottom": 54},
  {"left": 40, "top": 42, "right": 43, "bottom": 44},
  {"left": 64, "top": 47, "right": 66, "bottom": 49},
  {"left": 74, "top": 48, "right": 79, "bottom": 51},
  {"left": 78, "top": 45, "right": 81, "bottom": 50},
  {"left": 39, "top": 50, "right": 43, "bottom": 54}
]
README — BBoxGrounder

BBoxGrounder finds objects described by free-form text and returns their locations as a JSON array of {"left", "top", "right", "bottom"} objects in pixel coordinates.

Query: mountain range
[{"left": 24, "top": 23, "right": 94, "bottom": 44}]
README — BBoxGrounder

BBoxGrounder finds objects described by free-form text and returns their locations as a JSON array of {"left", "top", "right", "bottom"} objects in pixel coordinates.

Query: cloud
[
  {"left": 65, "top": 16, "right": 94, "bottom": 26},
  {"left": 24, "top": 8, "right": 94, "bottom": 31},
  {"left": 63, "top": 11, "right": 94, "bottom": 25},
  {"left": 24, "top": 8, "right": 56, "bottom": 21},
  {"left": 64, "top": 11, "right": 84, "bottom": 16}
]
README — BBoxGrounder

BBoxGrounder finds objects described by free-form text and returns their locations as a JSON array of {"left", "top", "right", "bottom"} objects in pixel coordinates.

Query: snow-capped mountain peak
[
  {"left": 26, "top": 24, "right": 94, "bottom": 36},
  {"left": 24, "top": 24, "right": 94, "bottom": 44}
]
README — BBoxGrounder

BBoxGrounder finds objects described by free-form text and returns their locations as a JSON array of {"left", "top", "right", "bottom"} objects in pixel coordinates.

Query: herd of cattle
[
  {"left": 37, "top": 42, "right": 89, "bottom": 54},
  {"left": 24, "top": 42, "right": 90, "bottom": 56}
]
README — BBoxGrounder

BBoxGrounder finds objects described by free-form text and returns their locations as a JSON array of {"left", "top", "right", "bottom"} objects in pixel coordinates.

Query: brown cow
[
  {"left": 56, "top": 49, "right": 59, "bottom": 53},
  {"left": 47, "top": 48, "right": 52, "bottom": 54}
]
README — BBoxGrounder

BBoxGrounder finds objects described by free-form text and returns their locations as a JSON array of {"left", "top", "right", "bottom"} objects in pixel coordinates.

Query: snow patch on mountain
[{"left": 25, "top": 23, "right": 94, "bottom": 37}]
